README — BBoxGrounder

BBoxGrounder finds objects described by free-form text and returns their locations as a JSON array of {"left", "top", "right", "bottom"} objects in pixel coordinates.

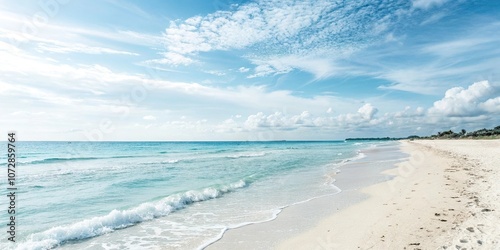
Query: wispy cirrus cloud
[
  {"left": 420, "top": 11, "right": 448, "bottom": 25},
  {"left": 412, "top": 0, "right": 449, "bottom": 10},
  {"left": 0, "top": 27, "right": 139, "bottom": 56},
  {"left": 376, "top": 21, "right": 500, "bottom": 94},
  {"left": 35, "top": 40, "right": 139, "bottom": 55},
  {"left": 0, "top": 35, "right": 355, "bottom": 116},
  {"left": 164, "top": 1, "right": 327, "bottom": 54},
  {"left": 238, "top": 67, "right": 250, "bottom": 73},
  {"left": 0, "top": 9, "right": 163, "bottom": 49},
  {"left": 247, "top": 54, "right": 343, "bottom": 79},
  {"left": 105, "top": 0, "right": 156, "bottom": 20},
  {"left": 421, "top": 37, "right": 498, "bottom": 58},
  {"left": 155, "top": 0, "right": 499, "bottom": 96},
  {"left": 142, "top": 52, "right": 197, "bottom": 66},
  {"left": 160, "top": 0, "right": 412, "bottom": 76}
]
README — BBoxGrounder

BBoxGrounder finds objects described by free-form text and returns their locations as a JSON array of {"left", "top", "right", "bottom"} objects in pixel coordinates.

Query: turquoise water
[{"left": 0, "top": 141, "right": 387, "bottom": 249}]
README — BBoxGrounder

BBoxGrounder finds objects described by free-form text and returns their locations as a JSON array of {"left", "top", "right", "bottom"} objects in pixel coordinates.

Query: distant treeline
[
  {"left": 419, "top": 125, "right": 500, "bottom": 139},
  {"left": 345, "top": 125, "right": 500, "bottom": 141},
  {"left": 345, "top": 137, "right": 404, "bottom": 141}
]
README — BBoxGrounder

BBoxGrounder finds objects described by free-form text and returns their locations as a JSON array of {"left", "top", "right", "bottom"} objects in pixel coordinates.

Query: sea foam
[
  {"left": 17, "top": 180, "right": 247, "bottom": 250},
  {"left": 225, "top": 152, "right": 267, "bottom": 159},
  {"left": 24, "top": 155, "right": 137, "bottom": 165}
]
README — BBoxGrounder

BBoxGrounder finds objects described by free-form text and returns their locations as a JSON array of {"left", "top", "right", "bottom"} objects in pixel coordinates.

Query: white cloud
[
  {"left": 163, "top": 1, "right": 324, "bottom": 55},
  {"left": 291, "top": 111, "right": 314, "bottom": 126},
  {"left": 143, "top": 115, "right": 156, "bottom": 121},
  {"left": 36, "top": 41, "right": 138, "bottom": 55},
  {"left": 0, "top": 80, "right": 77, "bottom": 106},
  {"left": 429, "top": 81, "right": 500, "bottom": 117},
  {"left": 416, "top": 107, "right": 425, "bottom": 115},
  {"left": 412, "top": 0, "right": 449, "bottom": 10},
  {"left": 204, "top": 70, "right": 226, "bottom": 76},
  {"left": 160, "top": 0, "right": 409, "bottom": 73},
  {"left": 0, "top": 10, "right": 163, "bottom": 50},
  {"left": 134, "top": 103, "right": 470, "bottom": 140},
  {"left": 223, "top": 105, "right": 383, "bottom": 133},
  {"left": 238, "top": 67, "right": 250, "bottom": 73},
  {"left": 420, "top": 12, "right": 447, "bottom": 25},
  {"left": 248, "top": 59, "right": 293, "bottom": 78},
  {"left": 1, "top": 38, "right": 359, "bottom": 117},
  {"left": 162, "top": 119, "right": 209, "bottom": 133},
  {"left": 384, "top": 32, "right": 399, "bottom": 43},
  {"left": 357, "top": 103, "right": 378, "bottom": 120},
  {"left": 376, "top": 55, "right": 500, "bottom": 95},
  {"left": 153, "top": 0, "right": 489, "bottom": 87},
  {"left": 421, "top": 38, "right": 494, "bottom": 57},
  {"left": 0, "top": 42, "right": 122, "bottom": 92},
  {"left": 0, "top": 28, "right": 139, "bottom": 56},
  {"left": 142, "top": 52, "right": 196, "bottom": 66},
  {"left": 116, "top": 30, "right": 164, "bottom": 46},
  {"left": 239, "top": 111, "right": 317, "bottom": 131},
  {"left": 248, "top": 54, "right": 342, "bottom": 79},
  {"left": 375, "top": 22, "right": 500, "bottom": 94},
  {"left": 394, "top": 106, "right": 426, "bottom": 118},
  {"left": 215, "top": 118, "right": 241, "bottom": 133},
  {"left": 244, "top": 112, "right": 271, "bottom": 130},
  {"left": 482, "top": 97, "right": 500, "bottom": 113},
  {"left": 2, "top": 0, "right": 498, "bottom": 140}
]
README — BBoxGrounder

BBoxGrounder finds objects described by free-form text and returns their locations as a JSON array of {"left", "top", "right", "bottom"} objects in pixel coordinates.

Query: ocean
[{"left": 1, "top": 141, "right": 398, "bottom": 249}]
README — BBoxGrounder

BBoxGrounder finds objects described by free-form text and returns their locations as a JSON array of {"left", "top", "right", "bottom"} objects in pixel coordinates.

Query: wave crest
[
  {"left": 225, "top": 152, "right": 267, "bottom": 159},
  {"left": 18, "top": 180, "right": 248, "bottom": 250}
]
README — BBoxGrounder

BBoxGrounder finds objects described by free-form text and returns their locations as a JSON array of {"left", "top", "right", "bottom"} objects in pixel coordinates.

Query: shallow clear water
[{"left": 0, "top": 141, "right": 392, "bottom": 249}]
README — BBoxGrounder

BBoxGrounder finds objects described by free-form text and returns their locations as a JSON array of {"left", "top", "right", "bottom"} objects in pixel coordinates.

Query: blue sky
[{"left": 0, "top": 0, "right": 499, "bottom": 141}]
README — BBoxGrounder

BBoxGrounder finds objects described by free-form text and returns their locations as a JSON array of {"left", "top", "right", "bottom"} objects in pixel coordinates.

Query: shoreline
[
  {"left": 51, "top": 141, "right": 387, "bottom": 250},
  {"left": 199, "top": 149, "right": 369, "bottom": 249},
  {"left": 206, "top": 142, "right": 405, "bottom": 249},
  {"left": 278, "top": 140, "right": 500, "bottom": 249}
]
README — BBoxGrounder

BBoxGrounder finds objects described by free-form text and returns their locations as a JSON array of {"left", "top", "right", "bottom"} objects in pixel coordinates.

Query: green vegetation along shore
[{"left": 346, "top": 125, "right": 500, "bottom": 141}]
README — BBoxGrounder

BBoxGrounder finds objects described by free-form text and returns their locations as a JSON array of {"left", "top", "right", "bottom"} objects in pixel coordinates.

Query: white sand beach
[{"left": 278, "top": 140, "right": 500, "bottom": 249}]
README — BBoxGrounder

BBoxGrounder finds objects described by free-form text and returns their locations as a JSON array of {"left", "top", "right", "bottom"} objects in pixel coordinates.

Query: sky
[{"left": 0, "top": 0, "right": 499, "bottom": 141}]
